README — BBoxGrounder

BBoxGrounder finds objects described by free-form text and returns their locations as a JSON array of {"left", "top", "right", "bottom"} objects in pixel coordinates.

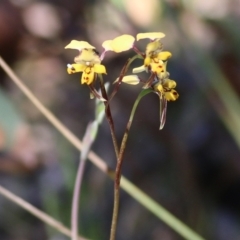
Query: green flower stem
[{"left": 109, "top": 89, "right": 152, "bottom": 240}]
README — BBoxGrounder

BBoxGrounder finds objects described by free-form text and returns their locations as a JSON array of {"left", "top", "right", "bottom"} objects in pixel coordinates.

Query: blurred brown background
[{"left": 0, "top": 0, "right": 240, "bottom": 239}]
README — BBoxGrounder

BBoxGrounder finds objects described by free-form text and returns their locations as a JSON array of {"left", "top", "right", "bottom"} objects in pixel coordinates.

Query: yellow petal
[
  {"left": 102, "top": 40, "right": 114, "bottom": 51},
  {"left": 150, "top": 62, "right": 164, "bottom": 74},
  {"left": 145, "top": 41, "right": 163, "bottom": 57},
  {"left": 132, "top": 65, "right": 146, "bottom": 73},
  {"left": 158, "top": 51, "right": 172, "bottom": 61},
  {"left": 136, "top": 32, "right": 165, "bottom": 41},
  {"left": 120, "top": 75, "right": 140, "bottom": 85},
  {"left": 111, "top": 35, "right": 135, "bottom": 52},
  {"left": 65, "top": 40, "right": 95, "bottom": 50},
  {"left": 144, "top": 57, "right": 151, "bottom": 66},
  {"left": 165, "top": 90, "right": 179, "bottom": 101},
  {"left": 161, "top": 61, "right": 168, "bottom": 74},
  {"left": 103, "top": 35, "right": 135, "bottom": 53},
  {"left": 67, "top": 63, "right": 85, "bottom": 74},
  {"left": 75, "top": 49, "right": 100, "bottom": 64},
  {"left": 93, "top": 64, "right": 107, "bottom": 74},
  {"left": 81, "top": 68, "right": 95, "bottom": 85},
  {"left": 157, "top": 84, "right": 163, "bottom": 92},
  {"left": 163, "top": 79, "right": 177, "bottom": 89}
]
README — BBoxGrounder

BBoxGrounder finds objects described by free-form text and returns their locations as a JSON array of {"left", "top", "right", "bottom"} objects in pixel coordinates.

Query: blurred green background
[{"left": 0, "top": 0, "right": 240, "bottom": 239}]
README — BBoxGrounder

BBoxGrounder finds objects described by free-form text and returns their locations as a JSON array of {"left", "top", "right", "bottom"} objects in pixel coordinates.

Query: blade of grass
[
  {"left": 0, "top": 185, "right": 87, "bottom": 240},
  {"left": 71, "top": 152, "right": 86, "bottom": 240},
  {"left": 0, "top": 56, "right": 205, "bottom": 240},
  {"left": 120, "top": 178, "right": 205, "bottom": 240},
  {"left": 72, "top": 84, "right": 108, "bottom": 240}
]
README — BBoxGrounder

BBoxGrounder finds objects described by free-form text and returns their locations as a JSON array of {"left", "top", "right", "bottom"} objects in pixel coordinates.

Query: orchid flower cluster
[
  {"left": 65, "top": 32, "right": 179, "bottom": 240},
  {"left": 65, "top": 32, "right": 179, "bottom": 129}
]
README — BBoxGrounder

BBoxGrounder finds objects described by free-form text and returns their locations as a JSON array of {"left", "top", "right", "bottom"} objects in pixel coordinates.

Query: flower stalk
[
  {"left": 64, "top": 32, "right": 180, "bottom": 240},
  {"left": 98, "top": 74, "right": 119, "bottom": 157},
  {"left": 109, "top": 89, "right": 152, "bottom": 240}
]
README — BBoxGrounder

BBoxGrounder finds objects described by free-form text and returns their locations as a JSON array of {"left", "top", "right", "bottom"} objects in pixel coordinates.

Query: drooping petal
[
  {"left": 132, "top": 65, "right": 146, "bottom": 73},
  {"left": 81, "top": 67, "right": 95, "bottom": 85},
  {"left": 67, "top": 63, "right": 86, "bottom": 74},
  {"left": 137, "top": 32, "right": 165, "bottom": 41},
  {"left": 120, "top": 75, "right": 140, "bottom": 85},
  {"left": 65, "top": 40, "right": 95, "bottom": 50},
  {"left": 102, "top": 35, "right": 135, "bottom": 53},
  {"left": 159, "top": 97, "right": 167, "bottom": 130},
  {"left": 93, "top": 64, "right": 107, "bottom": 74}
]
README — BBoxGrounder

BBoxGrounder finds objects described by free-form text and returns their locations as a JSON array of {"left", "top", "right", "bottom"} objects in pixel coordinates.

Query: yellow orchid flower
[
  {"left": 133, "top": 51, "right": 172, "bottom": 75},
  {"left": 145, "top": 49, "right": 171, "bottom": 67},
  {"left": 66, "top": 48, "right": 106, "bottom": 85},
  {"left": 67, "top": 62, "right": 106, "bottom": 85},
  {"left": 154, "top": 78, "right": 178, "bottom": 129},
  {"left": 102, "top": 34, "right": 135, "bottom": 53},
  {"left": 118, "top": 74, "right": 179, "bottom": 102},
  {"left": 154, "top": 79, "right": 179, "bottom": 101}
]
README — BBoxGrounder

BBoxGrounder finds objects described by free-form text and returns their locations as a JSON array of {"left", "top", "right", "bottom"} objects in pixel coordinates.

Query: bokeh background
[{"left": 0, "top": 0, "right": 240, "bottom": 239}]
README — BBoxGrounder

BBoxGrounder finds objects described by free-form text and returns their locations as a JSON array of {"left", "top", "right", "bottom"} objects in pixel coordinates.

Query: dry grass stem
[{"left": 0, "top": 185, "right": 87, "bottom": 240}]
